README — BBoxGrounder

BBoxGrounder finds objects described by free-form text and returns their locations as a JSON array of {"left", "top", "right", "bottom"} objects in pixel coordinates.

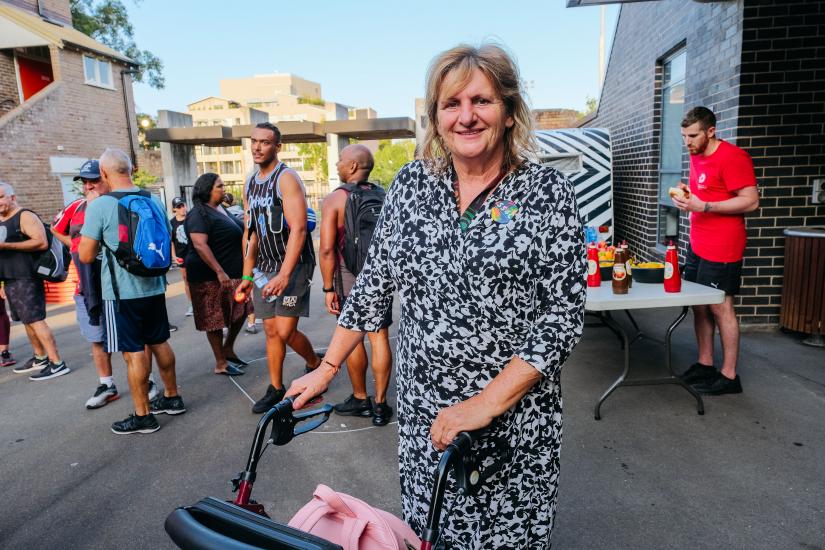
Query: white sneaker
[
  {"left": 244, "top": 324, "right": 258, "bottom": 334},
  {"left": 86, "top": 384, "right": 119, "bottom": 409},
  {"left": 148, "top": 380, "right": 160, "bottom": 401},
  {"left": 185, "top": 305, "right": 194, "bottom": 317}
]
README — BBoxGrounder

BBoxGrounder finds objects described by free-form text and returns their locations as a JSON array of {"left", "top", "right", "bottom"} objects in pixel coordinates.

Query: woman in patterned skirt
[
  {"left": 185, "top": 173, "right": 251, "bottom": 376},
  {"left": 288, "top": 43, "right": 586, "bottom": 548}
]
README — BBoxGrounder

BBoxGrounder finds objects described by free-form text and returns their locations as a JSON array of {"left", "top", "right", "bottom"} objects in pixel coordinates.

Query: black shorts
[
  {"left": 683, "top": 246, "right": 742, "bottom": 296},
  {"left": 4, "top": 279, "right": 46, "bottom": 324},
  {"left": 105, "top": 294, "right": 170, "bottom": 353}
]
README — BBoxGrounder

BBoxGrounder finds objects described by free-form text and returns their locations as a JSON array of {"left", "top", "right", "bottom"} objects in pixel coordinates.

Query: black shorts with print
[
  {"left": 4, "top": 279, "right": 46, "bottom": 324},
  {"left": 683, "top": 246, "right": 742, "bottom": 296}
]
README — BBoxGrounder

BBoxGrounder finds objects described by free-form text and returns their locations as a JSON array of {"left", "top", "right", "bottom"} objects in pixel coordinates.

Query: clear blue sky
[{"left": 129, "top": 0, "right": 618, "bottom": 120}]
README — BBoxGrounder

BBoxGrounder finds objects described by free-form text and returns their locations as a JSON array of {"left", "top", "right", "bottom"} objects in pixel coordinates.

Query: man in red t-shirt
[{"left": 671, "top": 107, "right": 759, "bottom": 395}]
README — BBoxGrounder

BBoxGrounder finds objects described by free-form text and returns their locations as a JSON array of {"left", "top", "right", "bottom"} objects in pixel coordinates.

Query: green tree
[
  {"left": 132, "top": 168, "right": 158, "bottom": 188},
  {"left": 297, "top": 142, "right": 328, "bottom": 182},
  {"left": 136, "top": 112, "right": 157, "bottom": 149},
  {"left": 578, "top": 95, "right": 598, "bottom": 119},
  {"left": 71, "top": 0, "right": 164, "bottom": 89},
  {"left": 371, "top": 140, "right": 415, "bottom": 188}
]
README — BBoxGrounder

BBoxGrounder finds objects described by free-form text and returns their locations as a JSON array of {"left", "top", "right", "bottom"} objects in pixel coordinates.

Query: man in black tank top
[
  {"left": 237, "top": 123, "right": 322, "bottom": 413},
  {"left": 0, "top": 182, "right": 69, "bottom": 380}
]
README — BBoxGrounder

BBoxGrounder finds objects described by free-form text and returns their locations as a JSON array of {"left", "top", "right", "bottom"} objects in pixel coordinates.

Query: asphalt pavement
[{"left": 1, "top": 269, "right": 823, "bottom": 549}]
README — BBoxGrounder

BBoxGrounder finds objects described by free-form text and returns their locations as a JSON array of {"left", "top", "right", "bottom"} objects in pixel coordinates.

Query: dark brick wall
[
  {"left": 734, "top": 0, "right": 825, "bottom": 326},
  {"left": 585, "top": 0, "right": 825, "bottom": 327}
]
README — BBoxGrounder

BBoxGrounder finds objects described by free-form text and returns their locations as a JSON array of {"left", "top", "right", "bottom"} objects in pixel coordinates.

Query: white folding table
[{"left": 585, "top": 280, "right": 725, "bottom": 420}]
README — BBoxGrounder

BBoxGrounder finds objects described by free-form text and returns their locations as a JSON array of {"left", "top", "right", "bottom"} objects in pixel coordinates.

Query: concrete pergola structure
[{"left": 145, "top": 111, "right": 416, "bottom": 210}]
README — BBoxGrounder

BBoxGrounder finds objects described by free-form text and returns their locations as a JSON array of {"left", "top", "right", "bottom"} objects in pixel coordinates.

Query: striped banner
[{"left": 535, "top": 128, "right": 613, "bottom": 242}]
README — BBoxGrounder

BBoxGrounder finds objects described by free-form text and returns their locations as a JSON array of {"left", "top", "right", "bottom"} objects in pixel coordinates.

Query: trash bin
[{"left": 780, "top": 226, "right": 825, "bottom": 347}]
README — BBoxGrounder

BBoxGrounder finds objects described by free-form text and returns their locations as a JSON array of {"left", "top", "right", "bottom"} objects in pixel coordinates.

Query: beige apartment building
[{"left": 187, "top": 73, "right": 373, "bottom": 209}]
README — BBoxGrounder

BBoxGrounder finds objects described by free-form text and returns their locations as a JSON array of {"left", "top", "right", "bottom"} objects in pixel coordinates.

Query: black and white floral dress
[{"left": 338, "top": 159, "right": 586, "bottom": 548}]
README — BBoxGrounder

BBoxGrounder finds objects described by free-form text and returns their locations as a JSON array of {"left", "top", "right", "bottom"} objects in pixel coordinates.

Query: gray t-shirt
[{"left": 80, "top": 188, "right": 167, "bottom": 300}]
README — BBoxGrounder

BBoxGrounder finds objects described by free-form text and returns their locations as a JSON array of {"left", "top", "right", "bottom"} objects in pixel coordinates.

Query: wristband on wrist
[
  {"left": 322, "top": 286, "right": 335, "bottom": 293},
  {"left": 321, "top": 359, "right": 340, "bottom": 375},
  {"left": 703, "top": 202, "right": 712, "bottom": 213},
  {"left": 241, "top": 275, "right": 254, "bottom": 282}
]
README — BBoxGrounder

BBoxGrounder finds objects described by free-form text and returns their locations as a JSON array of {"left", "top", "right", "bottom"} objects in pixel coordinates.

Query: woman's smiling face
[{"left": 436, "top": 68, "right": 513, "bottom": 166}]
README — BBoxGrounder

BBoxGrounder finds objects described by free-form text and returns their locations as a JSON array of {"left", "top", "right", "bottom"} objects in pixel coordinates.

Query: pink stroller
[{"left": 165, "top": 398, "right": 504, "bottom": 549}]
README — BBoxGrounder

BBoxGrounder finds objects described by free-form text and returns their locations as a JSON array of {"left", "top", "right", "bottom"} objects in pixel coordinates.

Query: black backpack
[
  {"left": 339, "top": 182, "right": 386, "bottom": 275},
  {"left": 19, "top": 209, "right": 70, "bottom": 283}
]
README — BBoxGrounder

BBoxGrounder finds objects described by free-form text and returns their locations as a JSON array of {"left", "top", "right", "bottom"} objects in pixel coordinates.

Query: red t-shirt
[
  {"left": 53, "top": 198, "right": 87, "bottom": 295},
  {"left": 688, "top": 140, "right": 757, "bottom": 263}
]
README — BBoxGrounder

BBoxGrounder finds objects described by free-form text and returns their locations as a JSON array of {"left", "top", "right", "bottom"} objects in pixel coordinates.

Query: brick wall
[
  {"left": 0, "top": 0, "right": 72, "bottom": 24},
  {"left": 0, "top": 45, "right": 137, "bottom": 221},
  {"left": 0, "top": 50, "right": 19, "bottom": 113},
  {"left": 534, "top": 109, "right": 581, "bottom": 130},
  {"left": 734, "top": 0, "right": 825, "bottom": 325}
]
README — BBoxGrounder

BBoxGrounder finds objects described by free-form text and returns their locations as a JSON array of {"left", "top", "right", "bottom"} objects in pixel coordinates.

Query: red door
[{"left": 17, "top": 56, "right": 54, "bottom": 100}]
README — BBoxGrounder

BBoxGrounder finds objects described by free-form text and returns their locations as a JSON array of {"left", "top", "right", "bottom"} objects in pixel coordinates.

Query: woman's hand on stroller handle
[
  {"left": 286, "top": 363, "right": 337, "bottom": 409},
  {"left": 430, "top": 394, "right": 496, "bottom": 451}
]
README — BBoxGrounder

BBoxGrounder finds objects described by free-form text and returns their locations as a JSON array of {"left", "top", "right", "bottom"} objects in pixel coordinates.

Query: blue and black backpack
[{"left": 104, "top": 190, "right": 171, "bottom": 277}]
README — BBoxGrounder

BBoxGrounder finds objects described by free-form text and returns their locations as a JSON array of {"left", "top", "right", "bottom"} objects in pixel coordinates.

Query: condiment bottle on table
[{"left": 664, "top": 241, "right": 682, "bottom": 293}]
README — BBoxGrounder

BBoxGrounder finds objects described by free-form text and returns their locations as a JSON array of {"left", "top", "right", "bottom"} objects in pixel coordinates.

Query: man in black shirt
[
  {"left": 236, "top": 123, "right": 322, "bottom": 413},
  {"left": 0, "top": 181, "right": 69, "bottom": 380},
  {"left": 170, "top": 197, "right": 193, "bottom": 317}
]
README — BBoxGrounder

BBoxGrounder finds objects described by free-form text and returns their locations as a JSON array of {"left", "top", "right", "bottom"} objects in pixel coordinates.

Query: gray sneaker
[
  {"left": 147, "top": 380, "right": 160, "bottom": 401},
  {"left": 86, "top": 384, "right": 119, "bottom": 409},
  {"left": 13, "top": 356, "right": 48, "bottom": 374}
]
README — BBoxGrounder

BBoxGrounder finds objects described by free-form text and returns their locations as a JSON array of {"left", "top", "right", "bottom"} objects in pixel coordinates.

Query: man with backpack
[
  {"left": 0, "top": 181, "right": 70, "bottom": 381},
  {"left": 319, "top": 144, "right": 393, "bottom": 426},
  {"left": 79, "top": 148, "right": 184, "bottom": 435},
  {"left": 235, "top": 122, "right": 322, "bottom": 414}
]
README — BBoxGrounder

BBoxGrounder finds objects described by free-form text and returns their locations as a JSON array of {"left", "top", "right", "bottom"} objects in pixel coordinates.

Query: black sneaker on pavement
[
  {"left": 252, "top": 384, "right": 285, "bottom": 414},
  {"left": 680, "top": 362, "right": 717, "bottom": 385},
  {"left": 0, "top": 350, "right": 15, "bottom": 367},
  {"left": 12, "top": 355, "right": 48, "bottom": 374},
  {"left": 694, "top": 374, "right": 743, "bottom": 395},
  {"left": 111, "top": 413, "right": 160, "bottom": 435},
  {"left": 149, "top": 394, "right": 187, "bottom": 415},
  {"left": 333, "top": 394, "right": 373, "bottom": 417},
  {"left": 29, "top": 361, "right": 71, "bottom": 381},
  {"left": 305, "top": 349, "right": 327, "bottom": 374},
  {"left": 169, "top": 324, "right": 178, "bottom": 333},
  {"left": 86, "top": 384, "right": 119, "bottom": 409},
  {"left": 372, "top": 400, "right": 393, "bottom": 426}
]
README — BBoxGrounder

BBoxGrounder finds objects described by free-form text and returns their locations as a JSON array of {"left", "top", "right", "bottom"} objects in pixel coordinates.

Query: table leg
[
  {"left": 594, "top": 312, "right": 631, "bottom": 420},
  {"left": 594, "top": 306, "right": 705, "bottom": 420},
  {"left": 666, "top": 306, "right": 704, "bottom": 415}
]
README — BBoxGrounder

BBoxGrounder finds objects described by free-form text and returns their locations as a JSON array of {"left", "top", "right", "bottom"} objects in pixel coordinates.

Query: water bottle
[{"left": 252, "top": 267, "right": 278, "bottom": 303}]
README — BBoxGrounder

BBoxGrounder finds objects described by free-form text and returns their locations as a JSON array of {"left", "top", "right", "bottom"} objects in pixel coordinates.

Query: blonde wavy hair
[{"left": 421, "top": 43, "right": 536, "bottom": 174}]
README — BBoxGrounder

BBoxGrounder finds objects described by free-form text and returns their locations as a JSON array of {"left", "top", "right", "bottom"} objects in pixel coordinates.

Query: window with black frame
[{"left": 657, "top": 50, "right": 686, "bottom": 247}]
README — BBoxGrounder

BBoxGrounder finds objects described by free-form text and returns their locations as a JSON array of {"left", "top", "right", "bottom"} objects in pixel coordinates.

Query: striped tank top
[{"left": 245, "top": 162, "right": 315, "bottom": 272}]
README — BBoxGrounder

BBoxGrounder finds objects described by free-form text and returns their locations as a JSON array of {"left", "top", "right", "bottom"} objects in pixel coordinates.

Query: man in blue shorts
[{"left": 79, "top": 149, "right": 184, "bottom": 434}]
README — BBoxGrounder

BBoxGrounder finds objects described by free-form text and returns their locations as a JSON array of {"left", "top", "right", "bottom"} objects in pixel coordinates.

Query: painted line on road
[
  {"left": 312, "top": 422, "right": 398, "bottom": 434},
  {"left": 229, "top": 376, "right": 256, "bottom": 404}
]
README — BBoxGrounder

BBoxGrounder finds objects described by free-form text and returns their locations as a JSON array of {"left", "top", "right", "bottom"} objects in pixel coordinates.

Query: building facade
[
  {"left": 186, "top": 73, "right": 375, "bottom": 209},
  {"left": 0, "top": 0, "right": 139, "bottom": 220},
  {"left": 582, "top": 0, "right": 825, "bottom": 327}
]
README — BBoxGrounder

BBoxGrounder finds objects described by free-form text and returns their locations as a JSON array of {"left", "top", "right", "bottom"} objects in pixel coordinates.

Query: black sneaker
[
  {"left": 694, "top": 374, "right": 743, "bottom": 395},
  {"left": 333, "top": 394, "right": 373, "bottom": 417},
  {"left": 12, "top": 355, "right": 48, "bottom": 374},
  {"left": 29, "top": 361, "right": 71, "bottom": 381},
  {"left": 372, "top": 400, "right": 393, "bottom": 427},
  {"left": 169, "top": 324, "right": 178, "bottom": 333},
  {"left": 0, "top": 350, "right": 15, "bottom": 367},
  {"left": 111, "top": 413, "right": 160, "bottom": 435},
  {"left": 252, "top": 385, "right": 285, "bottom": 414},
  {"left": 149, "top": 394, "right": 187, "bottom": 415},
  {"left": 680, "top": 362, "right": 717, "bottom": 385}
]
